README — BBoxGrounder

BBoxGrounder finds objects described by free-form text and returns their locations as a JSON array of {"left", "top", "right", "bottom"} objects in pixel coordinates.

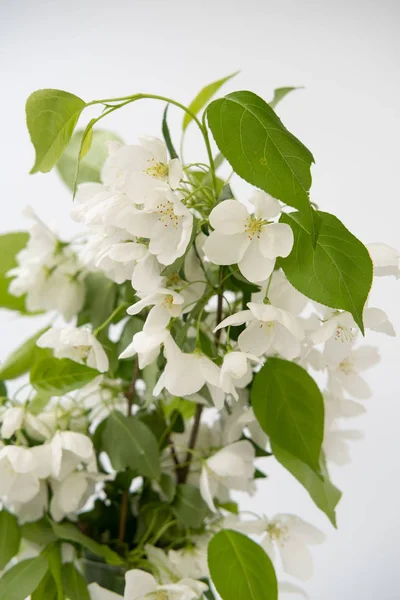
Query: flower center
[
  {"left": 162, "top": 294, "right": 175, "bottom": 310},
  {"left": 334, "top": 324, "right": 355, "bottom": 343},
  {"left": 155, "top": 201, "right": 179, "bottom": 228},
  {"left": 144, "top": 159, "right": 169, "bottom": 180},
  {"left": 154, "top": 591, "right": 169, "bottom": 600},
  {"left": 267, "top": 521, "right": 290, "bottom": 544},
  {"left": 244, "top": 216, "right": 264, "bottom": 240},
  {"left": 338, "top": 358, "right": 354, "bottom": 374},
  {"left": 74, "top": 345, "right": 91, "bottom": 360}
]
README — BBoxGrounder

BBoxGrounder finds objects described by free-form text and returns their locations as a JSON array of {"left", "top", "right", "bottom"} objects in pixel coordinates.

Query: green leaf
[
  {"left": 102, "top": 411, "right": 161, "bottom": 480},
  {"left": 21, "top": 519, "right": 57, "bottom": 546},
  {"left": 172, "top": 484, "right": 209, "bottom": 528},
  {"left": 0, "top": 326, "right": 49, "bottom": 381},
  {"left": 0, "top": 556, "right": 48, "bottom": 600},
  {"left": 44, "top": 545, "right": 64, "bottom": 600},
  {"left": 50, "top": 521, "right": 123, "bottom": 566},
  {"left": 31, "top": 572, "right": 58, "bottom": 600},
  {"left": 30, "top": 358, "right": 99, "bottom": 396},
  {"left": 206, "top": 91, "right": 314, "bottom": 213},
  {"left": 158, "top": 473, "right": 177, "bottom": 503},
  {"left": 272, "top": 443, "right": 341, "bottom": 527},
  {"left": 56, "top": 129, "right": 122, "bottom": 191},
  {"left": 0, "top": 510, "right": 21, "bottom": 569},
  {"left": 269, "top": 86, "right": 301, "bottom": 110},
  {"left": 77, "top": 272, "right": 118, "bottom": 330},
  {"left": 208, "top": 530, "right": 277, "bottom": 600},
  {"left": 183, "top": 71, "right": 239, "bottom": 130},
  {"left": 61, "top": 563, "right": 90, "bottom": 600},
  {"left": 29, "top": 391, "right": 53, "bottom": 415},
  {"left": 251, "top": 358, "right": 324, "bottom": 472},
  {"left": 279, "top": 210, "right": 373, "bottom": 332},
  {"left": 162, "top": 105, "right": 178, "bottom": 159},
  {"left": 0, "top": 232, "right": 29, "bottom": 313},
  {"left": 26, "top": 89, "right": 86, "bottom": 174}
]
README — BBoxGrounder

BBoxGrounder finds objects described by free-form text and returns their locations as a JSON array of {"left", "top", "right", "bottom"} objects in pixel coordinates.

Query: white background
[{"left": 1, "top": 0, "right": 399, "bottom": 598}]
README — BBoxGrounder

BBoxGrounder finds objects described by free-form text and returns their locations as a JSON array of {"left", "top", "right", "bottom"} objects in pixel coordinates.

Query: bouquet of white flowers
[{"left": 0, "top": 74, "right": 397, "bottom": 600}]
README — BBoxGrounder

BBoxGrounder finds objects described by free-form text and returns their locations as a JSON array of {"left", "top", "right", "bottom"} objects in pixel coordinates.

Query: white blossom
[
  {"left": 37, "top": 326, "right": 109, "bottom": 373},
  {"left": 325, "top": 343, "right": 380, "bottom": 400},
  {"left": 367, "top": 243, "right": 400, "bottom": 278},
  {"left": 124, "top": 569, "right": 207, "bottom": 600},
  {"left": 204, "top": 192, "right": 293, "bottom": 283},
  {"left": 127, "top": 287, "right": 185, "bottom": 329},
  {"left": 219, "top": 351, "right": 262, "bottom": 400}
]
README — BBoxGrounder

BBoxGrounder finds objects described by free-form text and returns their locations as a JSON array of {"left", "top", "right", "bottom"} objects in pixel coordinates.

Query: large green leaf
[
  {"left": 0, "top": 556, "right": 48, "bottom": 600},
  {"left": 272, "top": 444, "right": 341, "bottom": 527},
  {"left": 206, "top": 91, "right": 314, "bottom": 213},
  {"left": 0, "top": 510, "right": 21, "bottom": 569},
  {"left": 44, "top": 545, "right": 64, "bottom": 600},
  {"left": 31, "top": 572, "right": 58, "bottom": 600},
  {"left": 280, "top": 210, "right": 373, "bottom": 332},
  {"left": 51, "top": 521, "right": 123, "bottom": 565},
  {"left": 208, "top": 530, "right": 277, "bottom": 600},
  {"left": 30, "top": 358, "right": 99, "bottom": 396},
  {"left": 183, "top": 71, "right": 239, "bottom": 130},
  {"left": 0, "top": 326, "right": 49, "bottom": 380},
  {"left": 61, "top": 563, "right": 90, "bottom": 600},
  {"left": 56, "top": 129, "right": 122, "bottom": 190},
  {"left": 26, "top": 89, "right": 86, "bottom": 173},
  {"left": 269, "top": 86, "right": 300, "bottom": 109},
  {"left": 21, "top": 519, "right": 57, "bottom": 546},
  {"left": 0, "top": 232, "right": 29, "bottom": 313},
  {"left": 102, "top": 411, "right": 161, "bottom": 480},
  {"left": 251, "top": 358, "right": 324, "bottom": 472},
  {"left": 172, "top": 484, "right": 209, "bottom": 529}
]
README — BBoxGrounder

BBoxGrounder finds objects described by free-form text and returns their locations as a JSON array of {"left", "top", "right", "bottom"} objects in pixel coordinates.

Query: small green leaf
[
  {"left": 26, "top": 89, "right": 86, "bottom": 174},
  {"left": 158, "top": 473, "right": 177, "bottom": 503},
  {"left": 21, "top": 519, "right": 57, "bottom": 546},
  {"left": 61, "top": 563, "right": 90, "bottom": 600},
  {"left": 56, "top": 129, "right": 122, "bottom": 191},
  {"left": 207, "top": 91, "right": 314, "bottom": 213},
  {"left": 251, "top": 358, "right": 324, "bottom": 472},
  {"left": 172, "top": 484, "right": 209, "bottom": 528},
  {"left": 44, "top": 545, "right": 63, "bottom": 600},
  {"left": 50, "top": 521, "right": 123, "bottom": 565},
  {"left": 0, "top": 326, "right": 49, "bottom": 381},
  {"left": 0, "top": 510, "right": 21, "bottom": 569},
  {"left": 0, "top": 232, "right": 29, "bottom": 313},
  {"left": 162, "top": 105, "right": 178, "bottom": 159},
  {"left": 102, "top": 411, "right": 161, "bottom": 480},
  {"left": 31, "top": 572, "right": 58, "bottom": 600},
  {"left": 279, "top": 211, "right": 373, "bottom": 332},
  {"left": 269, "top": 86, "right": 301, "bottom": 110},
  {"left": 0, "top": 556, "right": 48, "bottom": 600},
  {"left": 183, "top": 71, "right": 239, "bottom": 130},
  {"left": 30, "top": 358, "right": 99, "bottom": 396},
  {"left": 79, "top": 126, "right": 93, "bottom": 159},
  {"left": 208, "top": 530, "right": 278, "bottom": 600},
  {"left": 272, "top": 444, "right": 341, "bottom": 527}
]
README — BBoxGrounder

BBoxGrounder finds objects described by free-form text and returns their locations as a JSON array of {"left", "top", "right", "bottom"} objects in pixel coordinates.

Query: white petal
[
  {"left": 199, "top": 466, "right": 217, "bottom": 512},
  {"left": 273, "top": 325, "right": 302, "bottom": 360},
  {"left": 280, "top": 538, "right": 314, "bottom": 580},
  {"left": 351, "top": 346, "right": 380, "bottom": 370},
  {"left": 338, "top": 372, "right": 372, "bottom": 399},
  {"left": 250, "top": 191, "right": 281, "bottom": 220},
  {"left": 238, "top": 239, "right": 275, "bottom": 283},
  {"left": 214, "top": 310, "right": 253, "bottom": 332},
  {"left": 259, "top": 222, "right": 294, "bottom": 259},
  {"left": 308, "top": 318, "right": 338, "bottom": 345},
  {"left": 168, "top": 158, "right": 183, "bottom": 189},
  {"left": 1, "top": 407, "right": 25, "bottom": 439},
  {"left": 124, "top": 569, "right": 157, "bottom": 600},
  {"left": 204, "top": 231, "right": 249, "bottom": 265},
  {"left": 364, "top": 307, "right": 395, "bottom": 336},
  {"left": 209, "top": 200, "right": 249, "bottom": 234},
  {"left": 89, "top": 582, "right": 123, "bottom": 600},
  {"left": 238, "top": 321, "right": 275, "bottom": 356},
  {"left": 88, "top": 338, "right": 109, "bottom": 373}
]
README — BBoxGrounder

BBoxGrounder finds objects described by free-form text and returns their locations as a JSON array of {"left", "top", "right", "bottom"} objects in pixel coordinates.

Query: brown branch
[{"left": 118, "top": 490, "right": 129, "bottom": 546}]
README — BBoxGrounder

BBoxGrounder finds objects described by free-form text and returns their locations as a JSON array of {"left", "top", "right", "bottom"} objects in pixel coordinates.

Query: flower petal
[
  {"left": 204, "top": 231, "right": 249, "bottom": 265},
  {"left": 259, "top": 223, "right": 294, "bottom": 260},
  {"left": 209, "top": 200, "right": 249, "bottom": 234},
  {"left": 238, "top": 239, "right": 275, "bottom": 283}
]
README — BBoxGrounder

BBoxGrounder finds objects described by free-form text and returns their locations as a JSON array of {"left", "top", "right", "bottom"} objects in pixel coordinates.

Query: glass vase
[{"left": 81, "top": 555, "right": 126, "bottom": 595}]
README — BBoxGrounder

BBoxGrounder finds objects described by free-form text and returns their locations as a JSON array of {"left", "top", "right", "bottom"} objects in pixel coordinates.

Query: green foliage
[
  {"left": 183, "top": 71, "right": 239, "bottom": 130},
  {"left": 44, "top": 545, "right": 64, "bottom": 600},
  {"left": 77, "top": 272, "right": 118, "bottom": 330},
  {"left": 269, "top": 86, "right": 301, "bottom": 109},
  {"left": 30, "top": 358, "right": 99, "bottom": 396},
  {"left": 31, "top": 572, "right": 58, "bottom": 600},
  {"left": 102, "top": 411, "right": 161, "bottom": 480},
  {"left": 162, "top": 105, "right": 178, "bottom": 159},
  {"left": 0, "top": 232, "right": 29, "bottom": 313},
  {"left": 0, "top": 555, "right": 48, "bottom": 600},
  {"left": 252, "top": 358, "right": 324, "bottom": 472},
  {"left": 26, "top": 89, "right": 86, "bottom": 173},
  {"left": 21, "top": 519, "right": 57, "bottom": 546},
  {"left": 61, "top": 563, "right": 90, "bottom": 600},
  {"left": 208, "top": 530, "right": 278, "bottom": 600},
  {"left": 280, "top": 211, "right": 373, "bottom": 332},
  {"left": 51, "top": 521, "right": 124, "bottom": 565},
  {"left": 206, "top": 91, "right": 314, "bottom": 213},
  {"left": 56, "top": 129, "right": 122, "bottom": 190},
  {"left": 0, "top": 326, "right": 49, "bottom": 380},
  {"left": 172, "top": 484, "right": 209, "bottom": 528},
  {"left": 0, "top": 510, "right": 21, "bottom": 569},
  {"left": 272, "top": 444, "right": 342, "bottom": 527}
]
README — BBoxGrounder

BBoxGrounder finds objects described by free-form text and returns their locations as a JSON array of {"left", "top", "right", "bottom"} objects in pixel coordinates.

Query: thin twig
[{"left": 118, "top": 490, "right": 129, "bottom": 546}]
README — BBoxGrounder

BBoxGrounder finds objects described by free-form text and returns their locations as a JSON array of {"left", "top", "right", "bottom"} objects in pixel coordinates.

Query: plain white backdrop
[{"left": 1, "top": 0, "right": 399, "bottom": 598}]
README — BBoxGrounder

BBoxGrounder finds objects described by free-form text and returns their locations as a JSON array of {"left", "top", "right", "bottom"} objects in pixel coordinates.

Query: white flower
[
  {"left": 119, "top": 314, "right": 169, "bottom": 369},
  {"left": 7, "top": 481, "right": 48, "bottom": 524},
  {"left": 50, "top": 470, "right": 104, "bottom": 522},
  {"left": 367, "top": 243, "right": 400, "bottom": 278},
  {"left": 121, "top": 189, "right": 193, "bottom": 266},
  {"left": 252, "top": 269, "right": 308, "bottom": 315},
  {"left": 199, "top": 440, "right": 256, "bottom": 512},
  {"left": 204, "top": 192, "right": 293, "bottom": 283},
  {"left": 1, "top": 406, "right": 25, "bottom": 439},
  {"left": 37, "top": 326, "right": 109, "bottom": 373},
  {"left": 50, "top": 431, "right": 97, "bottom": 480},
  {"left": 124, "top": 569, "right": 207, "bottom": 600},
  {"left": 103, "top": 137, "right": 183, "bottom": 203},
  {"left": 323, "top": 424, "right": 364, "bottom": 466},
  {"left": 240, "top": 514, "right": 325, "bottom": 580},
  {"left": 89, "top": 583, "right": 123, "bottom": 599},
  {"left": 127, "top": 287, "right": 185, "bottom": 329},
  {"left": 0, "top": 445, "right": 51, "bottom": 505},
  {"left": 279, "top": 582, "right": 307, "bottom": 597},
  {"left": 219, "top": 351, "right": 262, "bottom": 400},
  {"left": 215, "top": 302, "right": 305, "bottom": 360},
  {"left": 153, "top": 335, "right": 224, "bottom": 408},
  {"left": 167, "top": 537, "right": 209, "bottom": 580},
  {"left": 325, "top": 344, "right": 380, "bottom": 400}
]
